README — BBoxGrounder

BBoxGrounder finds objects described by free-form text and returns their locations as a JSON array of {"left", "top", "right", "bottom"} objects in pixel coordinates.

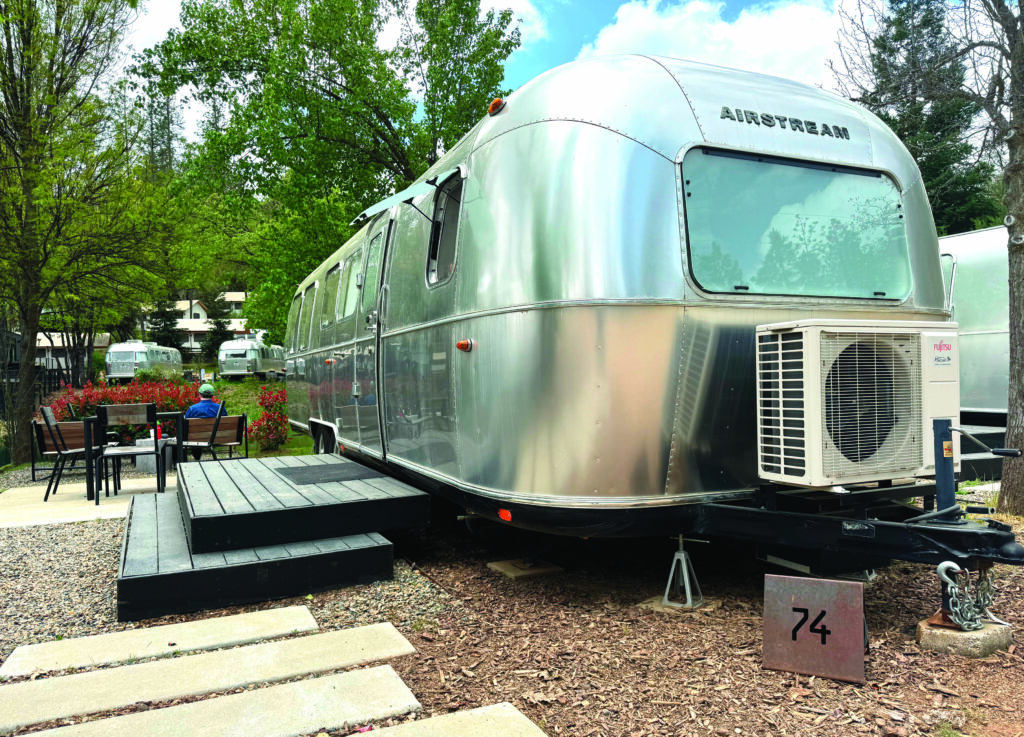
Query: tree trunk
[
  {"left": 999, "top": 130, "right": 1024, "bottom": 514},
  {"left": 12, "top": 305, "right": 41, "bottom": 465}
]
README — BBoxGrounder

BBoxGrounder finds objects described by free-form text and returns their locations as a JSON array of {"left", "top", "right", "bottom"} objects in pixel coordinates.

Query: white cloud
[
  {"left": 483, "top": 0, "right": 548, "bottom": 46},
  {"left": 577, "top": 0, "right": 839, "bottom": 89}
]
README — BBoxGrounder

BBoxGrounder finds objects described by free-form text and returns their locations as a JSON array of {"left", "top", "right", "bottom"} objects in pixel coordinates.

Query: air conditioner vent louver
[
  {"left": 757, "top": 331, "right": 806, "bottom": 477},
  {"left": 756, "top": 320, "right": 954, "bottom": 488}
]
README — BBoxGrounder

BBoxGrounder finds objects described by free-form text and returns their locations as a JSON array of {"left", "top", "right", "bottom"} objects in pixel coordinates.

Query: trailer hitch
[{"left": 928, "top": 561, "right": 1011, "bottom": 631}]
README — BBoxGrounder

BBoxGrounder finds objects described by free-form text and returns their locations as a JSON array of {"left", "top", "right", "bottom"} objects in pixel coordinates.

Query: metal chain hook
[{"left": 936, "top": 561, "right": 984, "bottom": 631}]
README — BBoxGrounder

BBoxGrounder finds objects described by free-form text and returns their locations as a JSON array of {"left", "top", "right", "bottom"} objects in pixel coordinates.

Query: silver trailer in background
[
  {"left": 940, "top": 226, "right": 1008, "bottom": 420},
  {"left": 285, "top": 55, "right": 969, "bottom": 546},
  {"left": 218, "top": 338, "right": 286, "bottom": 380},
  {"left": 105, "top": 340, "right": 182, "bottom": 383}
]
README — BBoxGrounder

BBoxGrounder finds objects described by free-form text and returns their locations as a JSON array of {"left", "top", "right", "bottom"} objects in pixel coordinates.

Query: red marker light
[
  {"left": 456, "top": 339, "right": 474, "bottom": 353},
  {"left": 487, "top": 97, "right": 506, "bottom": 116},
  {"left": 498, "top": 508, "right": 512, "bottom": 522},
  {"left": 325, "top": 359, "right": 331, "bottom": 365}
]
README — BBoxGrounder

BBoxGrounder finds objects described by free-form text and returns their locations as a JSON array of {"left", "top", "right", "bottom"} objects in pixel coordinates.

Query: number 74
[{"left": 792, "top": 607, "right": 831, "bottom": 645}]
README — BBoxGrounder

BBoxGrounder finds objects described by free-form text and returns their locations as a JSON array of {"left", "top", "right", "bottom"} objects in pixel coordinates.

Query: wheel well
[{"left": 308, "top": 419, "right": 338, "bottom": 454}]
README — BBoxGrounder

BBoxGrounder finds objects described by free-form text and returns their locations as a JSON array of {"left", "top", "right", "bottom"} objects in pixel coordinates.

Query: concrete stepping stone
[
  {"left": 0, "top": 605, "right": 318, "bottom": 678},
  {"left": 373, "top": 703, "right": 548, "bottom": 736},
  {"left": 33, "top": 665, "right": 419, "bottom": 736},
  {"left": 0, "top": 623, "right": 414, "bottom": 733}
]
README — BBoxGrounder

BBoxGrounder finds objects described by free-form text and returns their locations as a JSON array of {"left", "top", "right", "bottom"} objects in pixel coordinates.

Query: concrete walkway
[
  {"left": 0, "top": 605, "right": 319, "bottom": 678},
  {"left": 33, "top": 666, "right": 420, "bottom": 737},
  {"left": 0, "top": 476, "right": 158, "bottom": 528},
  {"left": 0, "top": 624, "right": 415, "bottom": 733}
]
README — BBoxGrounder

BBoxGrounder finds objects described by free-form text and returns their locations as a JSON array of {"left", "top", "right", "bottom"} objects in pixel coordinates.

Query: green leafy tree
[
  {"left": 147, "top": 300, "right": 187, "bottom": 351},
  {"left": 833, "top": 0, "right": 1024, "bottom": 513},
  {"left": 836, "top": 0, "right": 1002, "bottom": 235},
  {"left": 0, "top": 0, "right": 178, "bottom": 464},
  {"left": 200, "top": 292, "right": 234, "bottom": 361},
  {"left": 142, "top": 0, "right": 521, "bottom": 341}
]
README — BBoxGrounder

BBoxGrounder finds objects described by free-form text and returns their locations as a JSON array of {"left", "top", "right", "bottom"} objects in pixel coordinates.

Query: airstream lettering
[
  {"left": 285, "top": 56, "right": 1023, "bottom": 570},
  {"left": 105, "top": 340, "right": 182, "bottom": 383},
  {"left": 218, "top": 338, "right": 286, "bottom": 380}
]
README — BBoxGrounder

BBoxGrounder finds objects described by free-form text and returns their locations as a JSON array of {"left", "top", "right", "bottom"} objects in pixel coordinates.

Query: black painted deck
[
  {"left": 117, "top": 493, "right": 393, "bottom": 621},
  {"left": 116, "top": 454, "right": 431, "bottom": 621},
  {"left": 177, "top": 455, "right": 431, "bottom": 553}
]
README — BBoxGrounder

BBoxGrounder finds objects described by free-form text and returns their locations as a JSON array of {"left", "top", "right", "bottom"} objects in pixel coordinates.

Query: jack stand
[{"left": 662, "top": 535, "right": 704, "bottom": 609}]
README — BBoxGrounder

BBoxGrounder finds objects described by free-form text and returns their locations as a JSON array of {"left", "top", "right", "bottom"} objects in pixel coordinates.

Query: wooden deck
[
  {"left": 178, "top": 455, "right": 430, "bottom": 553},
  {"left": 116, "top": 454, "right": 430, "bottom": 621}
]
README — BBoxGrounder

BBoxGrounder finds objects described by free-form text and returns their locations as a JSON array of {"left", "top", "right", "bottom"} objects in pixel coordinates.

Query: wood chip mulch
[{"left": 1, "top": 505, "right": 1023, "bottom": 737}]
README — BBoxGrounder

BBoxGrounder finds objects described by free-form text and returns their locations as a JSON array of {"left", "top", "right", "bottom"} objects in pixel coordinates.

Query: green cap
[{"left": 199, "top": 383, "right": 215, "bottom": 397}]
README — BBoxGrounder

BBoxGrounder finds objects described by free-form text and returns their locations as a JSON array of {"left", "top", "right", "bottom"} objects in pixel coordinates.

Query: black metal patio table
[{"left": 83, "top": 411, "right": 184, "bottom": 504}]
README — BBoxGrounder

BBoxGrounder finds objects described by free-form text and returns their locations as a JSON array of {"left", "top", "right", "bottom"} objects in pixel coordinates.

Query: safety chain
[{"left": 936, "top": 561, "right": 990, "bottom": 631}]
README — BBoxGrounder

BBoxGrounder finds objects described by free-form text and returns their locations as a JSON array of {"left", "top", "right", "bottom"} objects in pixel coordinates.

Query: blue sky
[{"left": 128, "top": 0, "right": 843, "bottom": 134}]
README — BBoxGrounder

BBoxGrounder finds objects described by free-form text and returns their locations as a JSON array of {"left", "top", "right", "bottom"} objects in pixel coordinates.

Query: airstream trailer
[
  {"left": 284, "top": 56, "right": 1023, "bottom": 570},
  {"left": 218, "top": 338, "right": 286, "bottom": 380},
  {"left": 105, "top": 340, "right": 182, "bottom": 383},
  {"left": 939, "top": 226, "right": 1008, "bottom": 422}
]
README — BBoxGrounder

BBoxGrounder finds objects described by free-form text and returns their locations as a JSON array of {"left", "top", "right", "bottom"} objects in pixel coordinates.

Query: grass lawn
[{"left": 210, "top": 377, "right": 312, "bottom": 459}]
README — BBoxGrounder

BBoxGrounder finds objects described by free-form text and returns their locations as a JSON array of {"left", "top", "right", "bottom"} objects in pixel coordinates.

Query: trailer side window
[
  {"left": 341, "top": 250, "right": 362, "bottom": 319},
  {"left": 286, "top": 295, "right": 302, "bottom": 353},
  {"left": 298, "top": 284, "right": 317, "bottom": 351},
  {"left": 682, "top": 147, "right": 912, "bottom": 300},
  {"left": 322, "top": 264, "right": 341, "bottom": 327},
  {"left": 361, "top": 233, "right": 384, "bottom": 313},
  {"left": 427, "top": 174, "right": 462, "bottom": 286}
]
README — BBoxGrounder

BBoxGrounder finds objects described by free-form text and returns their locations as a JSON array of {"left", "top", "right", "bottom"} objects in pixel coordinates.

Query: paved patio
[{"left": 0, "top": 476, "right": 162, "bottom": 529}]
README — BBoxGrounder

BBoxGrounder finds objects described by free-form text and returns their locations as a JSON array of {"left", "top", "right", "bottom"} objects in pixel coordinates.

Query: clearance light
[
  {"left": 498, "top": 508, "right": 512, "bottom": 522},
  {"left": 325, "top": 358, "right": 332, "bottom": 365},
  {"left": 456, "top": 339, "right": 474, "bottom": 353},
  {"left": 487, "top": 97, "right": 506, "bottom": 116}
]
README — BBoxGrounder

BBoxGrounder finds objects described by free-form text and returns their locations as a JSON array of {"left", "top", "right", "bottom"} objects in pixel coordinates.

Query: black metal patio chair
[
  {"left": 39, "top": 407, "right": 107, "bottom": 502},
  {"left": 95, "top": 403, "right": 169, "bottom": 494}
]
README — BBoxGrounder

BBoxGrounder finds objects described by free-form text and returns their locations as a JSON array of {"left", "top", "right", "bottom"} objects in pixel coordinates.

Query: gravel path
[{"left": 0, "top": 516, "right": 459, "bottom": 668}]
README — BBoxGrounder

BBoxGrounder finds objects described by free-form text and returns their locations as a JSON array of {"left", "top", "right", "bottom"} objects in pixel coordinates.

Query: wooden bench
[
  {"left": 33, "top": 420, "right": 92, "bottom": 481},
  {"left": 181, "top": 414, "right": 248, "bottom": 461}
]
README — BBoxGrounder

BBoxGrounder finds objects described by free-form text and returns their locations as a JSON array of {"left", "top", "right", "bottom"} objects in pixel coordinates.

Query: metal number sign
[{"left": 763, "top": 574, "right": 865, "bottom": 683}]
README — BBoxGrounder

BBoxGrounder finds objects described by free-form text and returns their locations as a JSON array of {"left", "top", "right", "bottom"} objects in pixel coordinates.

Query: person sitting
[{"left": 184, "top": 383, "right": 226, "bottom": 460}]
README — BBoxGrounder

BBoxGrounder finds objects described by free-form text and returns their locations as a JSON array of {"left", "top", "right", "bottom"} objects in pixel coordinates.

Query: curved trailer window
[{"left": 682, "top": 148, "right": 911, "bottom": 300}]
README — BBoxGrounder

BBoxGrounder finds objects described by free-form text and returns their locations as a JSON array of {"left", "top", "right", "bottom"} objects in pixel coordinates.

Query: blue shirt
[{"left": 185, "top": 399, "right": 226, "bottom": 418}]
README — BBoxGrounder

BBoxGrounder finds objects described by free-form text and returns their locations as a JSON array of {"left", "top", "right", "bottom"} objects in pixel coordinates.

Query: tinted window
[
  {"left": 285, "top": 295, "right": 302, "bottom": 352},
  {"left": 322, "top": 264, "right": 341, "bottom": 326},
  {"left": 299, "top": 285, "right": 317, "bottom": 350},
  {"left": 427, "top": 175, "right": 462, "bottom": 285},
  {"left": 361, "top": 233, "right": 384, "bottom": 314},
  {"left": 342, "top": 250, "right": 361, "bottom": 319},
  {"left": 682, "top": 148, "right": 911, "bottom": 299}
]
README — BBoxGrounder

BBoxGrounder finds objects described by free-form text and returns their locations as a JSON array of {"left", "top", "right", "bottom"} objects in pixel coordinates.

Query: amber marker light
[
  {"left": 487, "top": 97, "right": 506, "bottom": 116},
  {"left": 456, "top": 339, "right": 474, "bottom": 352},
  {"left": 498, "top": 508, "right": 512, "bottom": 522}
]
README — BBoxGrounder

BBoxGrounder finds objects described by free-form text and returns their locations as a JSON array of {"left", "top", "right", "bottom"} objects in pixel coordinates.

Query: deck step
[
  {"left": 0, "top": 605, "right": 317, "bottom": 678},
  {"left": 177, "top": 455, "right": 430, "bottom": 552},
  {"left": 372, "top": 703, "right": 548, "bottom": 736},
  {"left": 958, "top": 425, "right": 1006, "bottom": 455},
  {"left": 959, "top": 452, "right": 1004, "bottom": 482},
  {"left": 0, "top": 624, "right": 414, "bottom": 734},
  {"left": 30, "top": 666, "right": 419, "bottom": 737},
  {"left": 117, "top": 493, "right": 393, "bottom": 621}
]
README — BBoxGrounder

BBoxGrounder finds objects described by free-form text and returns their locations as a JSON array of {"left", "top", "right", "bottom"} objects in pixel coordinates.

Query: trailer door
[{"left": 354, "top": 218, "right": 391, "bottom": 458}]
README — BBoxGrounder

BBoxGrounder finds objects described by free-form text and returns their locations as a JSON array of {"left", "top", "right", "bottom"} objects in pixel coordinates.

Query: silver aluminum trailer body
[
  {"left": 105, "top": 340, "right": 183, "bottom": 382},
  {"left": 939, "top": 226, "right": 1008, "bottom": 417},
  {"left": 285, "top": 55, "right": 948, "bottom": 537},
  {"left": 218, "top": 338, "right": 286, "bottom": 379}
]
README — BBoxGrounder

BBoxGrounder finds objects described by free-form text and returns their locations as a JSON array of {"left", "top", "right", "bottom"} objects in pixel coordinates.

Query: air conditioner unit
[{"left": 756, "top": 319, "right": 959, "bottom": 487}]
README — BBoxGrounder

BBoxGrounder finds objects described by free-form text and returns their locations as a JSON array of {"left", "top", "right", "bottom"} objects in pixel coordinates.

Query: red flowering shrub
[
  {"left": 48, "top": 379, "right": 207, "bottom": 439},
  {"left": 249, "top": 386, "right": 289, "bottom": 451}
]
